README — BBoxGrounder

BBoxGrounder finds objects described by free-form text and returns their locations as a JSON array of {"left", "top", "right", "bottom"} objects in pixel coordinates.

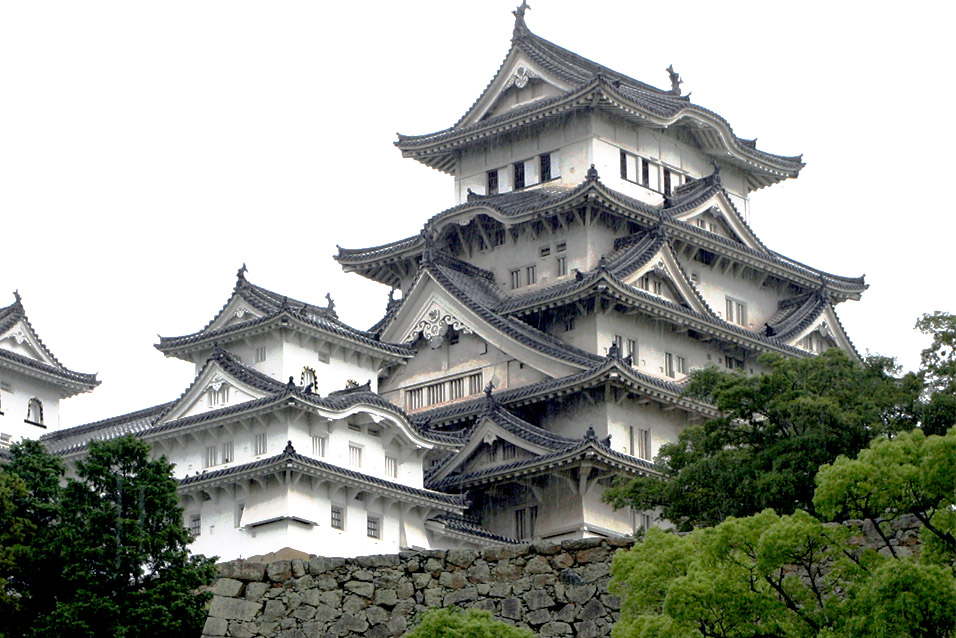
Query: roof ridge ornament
[
  {"left": 237, "top": 263, "right": 248, "bottom": 282},
  {"left": 512, "top": 0, "right": 530, "bottom": 38},
  {"left": 584, "top": 425, "right": 597, "bottom": 442},
  {"left": 586, "top": 164, "right": 599, "bottom": 182},
  {"left": 482, "top": 380, "right": 497, "bottom": 414},
  {"left": 12, "top": 289, "right": 21, "bottom": 306},
  {"left": 283, "top": 440, "right": 295, "bottom": 455},
  {"left": 325, "top": 292, "right": 337, "bottom": 317},
  {"left": 666, "top": 64, "right": 683, "bottom": 96}
]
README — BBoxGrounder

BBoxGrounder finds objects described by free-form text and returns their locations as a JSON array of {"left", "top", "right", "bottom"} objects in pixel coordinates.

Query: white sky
[{"left": 2, "top": 1, "right": 953, "bottom": 429}]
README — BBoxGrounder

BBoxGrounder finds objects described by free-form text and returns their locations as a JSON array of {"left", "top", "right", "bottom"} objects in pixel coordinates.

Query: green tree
[
  {"left": 610, "top": 429, "right": 956, "bottom": 638},
  {"left": 0, "top": 437, "right": 217, "bottom": 638},
  {"left": 404, "top": 608, "right": 534, "bottom": 638},
  {"left": 916, "top": 312, "right": 956, "bottom": 436},
  {"left": 604, "top": 349, "right": 913, "bottom": 528}
]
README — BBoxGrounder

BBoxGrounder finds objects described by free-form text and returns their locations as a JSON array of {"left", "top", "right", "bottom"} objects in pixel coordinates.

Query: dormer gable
[
  {"left": 475, "top": 58, "right": 569, "bottom": 123},
  {"left": 206, "top": 295, "right": 264, "bottom": 332},
  {"left": 158, "top": 350, "right": 284, "bottom": 424},
  {"left": 618, "top": 242, "right": 711, "bottom": 316},
  {"left": 0, "top": 318, "right": 56, "bottom": 367}
]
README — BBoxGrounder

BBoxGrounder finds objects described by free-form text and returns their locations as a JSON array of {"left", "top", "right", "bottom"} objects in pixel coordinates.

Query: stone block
[
  {"left": 356, "top": 553, "right": 402, "bottom": 568},
  {"left": 471, "top": 599, "right": 496, "bottom": 612},
  {"left": 526, "top": 608, "right": 552, "bottom": 625},
  {"left": 575, "top": 619, "right": 601, "bottom": 638},
  {"left": 396, "top": 580, "right": 415, "bottom": 599},
  {"left": 292, "top": 604, "right": 317, "bottom": 621},
  {"left": 218, "top": 561, "right": 267, "bottom": 582},
  {"left": 202, "top": 617, "right": 228, "bottom": 636},
  {"left": 578, "top": 562, "right": 610, "bottom": 583},
  {"left": 227, "top": 620, "right": 255, "bottom": 638},
  {"left": 446, "top": 548, "right": 479, "bottom": 568},
  {"left": 501, "top": 596, "right": 523, "bottom": 620},
  {"left": 523, "top": 588, "right": 555, "bottom": 610},
  {"left": 554, "top": 603, "right": 576, "bottom": 623},
  {"left": 211, "top": 577, "right": 244, "bottom": 597},
  {"left": 313, "top": 603, "right": 339, "bottom": 622},
  {"left": 266, "top": 560, "right": 293, "bottom": 582},
  {"left": 344, "top": 580, "right": 374, "bottom": 597},
  {"left": 366, "top": 605, "right": 389, "bottom": 625},
  {"left": 489, "top": 582, "right": 512, "bottom": 598},
  {"left": 438, "top": 570, "right": 467, "bottom": 589},
  {"left": 524, "top": 555, "right": 551, "bottom": 574},
  {"left": 309, "top": 556, "right": 345, "bottom": 574},
  {"left": 532, "top": 540, "right": 561, "bottom": 555},
  {"left": 244, "top": 581, "right": 270, "bottom": 601},
  {"left": 386, "top": 615, "right": 408, "bottom": 637},
  {"left": 374, "top": 587, "right": 398, "bottom": 606},
  {"left": 561, "top": 538, "right": 603, "bottom": 551},
  {"left": 367, "top": 624, "right": 390, "bottom": 638},
  {"left": 352, "top": 569, "right": 374, "bottom": 581},
  {"left": 540, "top": 621, "right": 573, "bottom": 636},
  {"left": 578, "top": 598, "right": 605, "bottom": 621},
  {"left": 467, "top": 560, "right": 491, "bottom": 582},
  {"left": 566, "top": 584, "right": 597, "bottom": 604},
  {"left": 330, "top": 613, "right": 369, "bottom": 636},
  {"left": 262, "top": 599, "right": 287, "bottom": 621},
  {"left": 208, "top": 595, "right": 262, "bottom": 622},
  {"left": 444, "top": 585, "right": 478, "bottom": 606},
  {"left": 550, "top": 553, "right": 575, "bottom": 569},
  {"left": 342, "top": 593, "right": 369, "bottom": 614},
  {"left": 575, "top": 547, "right": 609, "bottom": 564},
  {"left": 318, "top": 590, "right": 342, "bottom": 607},
  {"left": 411, "top": 572, "right": 432, "bottom": 589}
]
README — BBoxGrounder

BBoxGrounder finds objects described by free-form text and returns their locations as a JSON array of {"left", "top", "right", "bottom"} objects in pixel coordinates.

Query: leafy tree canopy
[
  {"left": 0, "top": 436, "right": 217, "bottom": 638},
  {"left": 916, "top": 311, "right": 956, "bottom": 436},
  {"left": 604, "top": 349, "right": 915, "bottom": 528},
  {"left": 403, "top": 607, "right": 534, "bottom": 638},
  {"left": 610, "top": 428, "right": 956, "bottom": 638}
]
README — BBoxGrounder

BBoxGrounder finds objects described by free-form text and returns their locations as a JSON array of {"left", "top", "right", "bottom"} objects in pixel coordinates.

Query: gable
[
  {"left": 0, "top": 320, "right": 57, "bottom": 366},
  {"left": 463, "top": 50, "right": 573, "bottom": 127},
  {"left": 159, "top": 360, "right": 271, "bottom": 424},
  {"left": 619, "top": 245, "right": 710, "bottom": 315},
  {"left": 671, "top": 192, "right": 767, "bottom": 253},
  {"left": 205, "top": 294, "right": 265, "bottom": 333},
  {"left": 381, "top": 273, "right": 589, "bottom": 379},
  {"left": 787, "top": 306, "right": 859, "bottom": 360}
]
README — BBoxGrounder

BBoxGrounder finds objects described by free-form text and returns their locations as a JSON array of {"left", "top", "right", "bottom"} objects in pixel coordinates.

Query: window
[
  {"left": 726, "top": 298, "right": 747, "bottom": 326},
  {"left": 638, "top": 275, "right": 649, "bottom": 291},
  {"left": 26, "top": 398, "right": 43, "bottom": 426},
  {"left": 348, "top": 423, "right": 361, "bottom": 432},
  {"left": 222, "top": 441, "right": 234, "bottom": 463},
  {"left": 614, "top": 335, "right": 624, "bottom": 353},
  {"left": 515, "top": 508, "right": 526, "bottom": 539},
  {"left": 539, "top": 246, "right": 551, "bottom": 257},
  {"left": 208, "top": 385, "right": 229, "bottom": 407},
  {"left": 349, "top": 444, "right": 362, "bottom": 467},
  {"left": 406, "top": 387, "right": 424, "bottom": 410},
  {"left": 526, "top": 265, "right": 536, "bottom": 285},
  {"left": 203, "top": 445, "right": 218, "bottom": 468},
  {"left": 556, "top": 256, "right": 567, "bottom": 276},
  {"left": 540, "top": 153, "right": 552, "bottom": 182},
  {"left": 487, "top": 170, "right": 499, "bottom": 195},
  {"left": 449, "top": 377, "right": 464, "bottom": 400},
  {"left": 513, "top": 161, "right": 525, "bottom": 190},
  {"left": 255, "top": 346, "right": 266, "bottom": 363},
  {"left": 510, "top": 269, "right": 521, "bottom": 289},
  {"left": 501, "top": 442, "right": 517, "bottom": 460},
  {"left": 331, "top": 506, "right": 344, "bottom": 530},
  {"left": 189, "top": 514, "right": 201, "bottom": 536},
  {"left": 563, "top": 316, "right": 575, "bottom": 332},
  {"left": 665, "top": 353, "right": 685, "bottom": 378},
  {"left": 627, "top": 339, "right": 638, "bottom": 362},
  {"left": 427, "top": 383, "right": 445, "bottom": 405},
  {"left": 630, "top": 427, "right": 651, "bottom": 460},
  {"left": 385, "top": 456, "right": 398, "bottom": 478},
  {"left": 634, "top": 511, "right": 652, "bottom": 532},
  {"left": 697, "top": 219, "right": 707, "bottom": 229},
  {"left": 254, "top": 433, "right": 267, "bottom": 456},
  {"left": 641, "top": 158, "right": 650, "bottom": 187},
  {"left": 663, "top": 168, "right": 673, "bottom": 196},
  {"left": 653, "top": 279, "right": 663, "bottom": 295},
  {"left": 515, "top": 506, "right": 538, "bottom": 539},
  {"left": 467, "top": 372, "right": 483, "bottom": 396},
  {"left": 556, "top": 241, "right": 566, "bottom": 252},
  {"left": 301, "top": 367, "right": 317, "bottom": 389},
  {"left": 312, "top": 435, "right": 327, "bottom": 457},
  {"left": 368, "top": 427, "right": 380, "bottom": 438},
  {"left": 620, "top": 149, "right": 628, "bottom": 179},
  {"left": 725, "top": 356, "right": 744, "bottom": 371},
  {"left": 367, "top": 515, "right": 381, "bottom": 539}
]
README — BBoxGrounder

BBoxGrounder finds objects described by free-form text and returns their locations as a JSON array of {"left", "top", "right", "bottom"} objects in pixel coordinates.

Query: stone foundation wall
[
  {"left": 201, "top": 537, "right": 632, "bottom": 638},
  {"left": 201, "top": 515, "right": 924, "bottom": 638}
]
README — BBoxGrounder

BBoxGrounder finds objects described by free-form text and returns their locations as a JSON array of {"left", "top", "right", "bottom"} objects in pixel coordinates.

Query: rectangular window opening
[
  {"left": 513, "top": 162, "right": 525, "bottom": 190},
  {"left": 349, "top": 444, "right": 363, "bottom": 467},
  {"left": 254, "top": 433, "right": 267, "bottom": 456},
  {"left": 540, "top": 153, "right": 552, "bottom": 182},
  {"left": 487, "top": 170, "right": 499, "bottom": 195},
  {"left": 367, "top": 515, "right": 381, "bottom": 539},
  {"left": 331, "top": 506, "right": 344, "bottom": 530}
]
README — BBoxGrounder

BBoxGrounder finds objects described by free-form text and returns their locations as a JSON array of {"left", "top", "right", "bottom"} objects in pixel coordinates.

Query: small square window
[
  {"left": 255, "top": 346, "right": 267, "bottom": 363},
  {"left": 556, "top": 241, "right": 566, "bottom": 253},
  {"left": 367, "top": 515, "right": 381, "bottom": 539},
  {"left": 539, "top": 246, "right": 551, "bottom": 257}
]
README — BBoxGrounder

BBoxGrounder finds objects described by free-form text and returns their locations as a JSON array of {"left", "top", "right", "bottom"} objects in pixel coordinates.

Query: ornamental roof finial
[
  {"left": 512, "top": 0, "right": 531, "bottom": 34},
  {"left": 325, "top": 292, "right": 336, "bottom": 315},
  {"left": 584, "top": 425, "right": 597, "bottom": 441},
  {"left": 237, "top": 263, "right": 247, "bottom": 281},
  {"left": 666, "top": 64, "right": 683, "bottom": 96},
  {"left": 607, "top": 340, "right": 620, "bottom": 360},
  {"left": 586, "top": 164, "right": 599, "bottom": 182},
  {"left": 12, "top": 290, "right": 21, "bottom": 304},
  {"left": 284, "top": 440, "right": 295, "bottom": 454}
]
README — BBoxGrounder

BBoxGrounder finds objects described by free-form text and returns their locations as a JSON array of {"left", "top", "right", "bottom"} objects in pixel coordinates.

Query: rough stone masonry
[
  {"left": 200, "top": 515, "right": 923, "bottom": 637},
  {"left": 202, "top": 536, "right": 631, "bottom": 638}
]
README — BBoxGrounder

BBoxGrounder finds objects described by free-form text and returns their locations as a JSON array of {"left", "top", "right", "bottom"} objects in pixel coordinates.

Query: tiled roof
[
  {"left": 396, "top": 23, "right": 804, "bottom": 181},
  {"left": 426, "top": 259, "right": 603, "bottom": 369},
  {"left": 157, "top": 272, "right": 414, "bottom": 359},
  {"left": 765, "top": 292, "right": 829, "bottom": 341},
  {"left": 0, "top": 296, "right": 99, "bottom": 391},
  {"left": 427, "top": 515, "right": 520, "bottom": 545},
  {"left": 427, "top": 435, "right": 655, "bottom": 490},
  {"left": 413, "top": 357, "right": 701, "bottom": 429},
  {"left": 40, "top": 402, "right": 173, "bottom": 455},
  {"left": 179, "top": 443, "right": 468, "bottom": 509}
]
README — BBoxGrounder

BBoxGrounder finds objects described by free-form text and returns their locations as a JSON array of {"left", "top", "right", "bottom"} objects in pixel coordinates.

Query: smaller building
[{"left": 0, "top": 292, "right": 99, "bottom": 451}]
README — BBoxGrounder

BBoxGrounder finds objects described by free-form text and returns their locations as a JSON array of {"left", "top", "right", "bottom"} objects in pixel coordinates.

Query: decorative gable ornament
[
  {"left": 9, "top": 329, "right": 26, "bottom": 345},
  {"left": 411, "top": 308, "right": 473, "bottom": 344},
  {"left": 234, "top": 306, "right": 252, "bottom": 319},
  {"left": 208, "top": 375, "right": 229, "bottom": 391},
  {"left": 506, "top": 65, "right": 539, "bottom": 90}
]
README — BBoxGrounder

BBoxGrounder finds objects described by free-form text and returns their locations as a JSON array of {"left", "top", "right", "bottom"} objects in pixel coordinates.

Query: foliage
[
  {"left": 403, "top": 607, "right": 534, "bottom": 638},
  {"left": 604, "top": 349, "right": 914, "bottom": 528},
  {"left": 814, "top": 427, "right": 956, "bottom": 563},
  {"left": 916, "top": 312, "right": 956, "bottom": 436},
  {"left": 611, "top": 512, "right": 956, "bottom": 638},
  {"left": 0, "top": 437, "right": 217, "bottom": 638}
]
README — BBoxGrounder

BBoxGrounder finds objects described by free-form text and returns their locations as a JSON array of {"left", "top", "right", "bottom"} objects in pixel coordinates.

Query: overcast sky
[{"left": 2, "top": 1, "right": 953, "bottom": 429}]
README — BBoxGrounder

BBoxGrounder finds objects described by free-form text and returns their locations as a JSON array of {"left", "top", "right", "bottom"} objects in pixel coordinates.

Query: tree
[
  {"left": 611, "top": 511, "right": 956, "bottom": 638},
  {"left": 610, "top": 429, "right": 956, "bottom": 638},
  {"left": 0, "top": 437, "right": 217, "bottom": 638},
  {"left": 915, "top": 312, "right": 956, "bottom": 436},
  {"left": 604, "top": 349, "right": 914, "bottom": 529},
  {"left": 403, "top": 608, "right": 534, "bottom": 638}
]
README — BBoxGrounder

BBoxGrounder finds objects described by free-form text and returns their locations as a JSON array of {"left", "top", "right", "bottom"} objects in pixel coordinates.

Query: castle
[{"left": 2, "top": 6, "right": 865, "bottom": 559}]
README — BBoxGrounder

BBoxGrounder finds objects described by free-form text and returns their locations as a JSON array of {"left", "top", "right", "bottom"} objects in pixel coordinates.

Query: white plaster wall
[
  {"left": 678, "top": 255, "right": 788, "bottom": 331},
  {"left": 0, "top": 369, "right": 64, "bottom": 443}
]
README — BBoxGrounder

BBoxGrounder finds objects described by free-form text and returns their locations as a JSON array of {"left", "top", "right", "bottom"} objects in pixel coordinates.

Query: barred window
[
  {"left": 449, "top": 377, "right": 464, "bottom": 400},
  {"left": 312, "top": 435, "right": 327, "bottom": 457},
  {"left": 254, "top": 433, "right": 267, "bottom": 456},
  {"left": 468, "top": 373, "right": 483, "bottom": 396},
  {"left": 367, "top": 515, "right": 381, "bottom": 539},
  {"left": 222, "top": 441, "right": 234, "bottom": 463},
  {"left": 331, "top": 506, "right": 344, "bottom": 530},
  {"left": 189, "top": 515, "right": 201, "bottom": 536},
  {"left": 406, "top": 388, "right": 424, "bottom": 410},
  {"left": 349, "top": 444, "right": 362, "bottom": 467},
  {"left": 203, "top": 445, "right": 217, "bottom": 468},
  {"left": 385, "top": 456, "right": 398, "bottom": 478}
]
